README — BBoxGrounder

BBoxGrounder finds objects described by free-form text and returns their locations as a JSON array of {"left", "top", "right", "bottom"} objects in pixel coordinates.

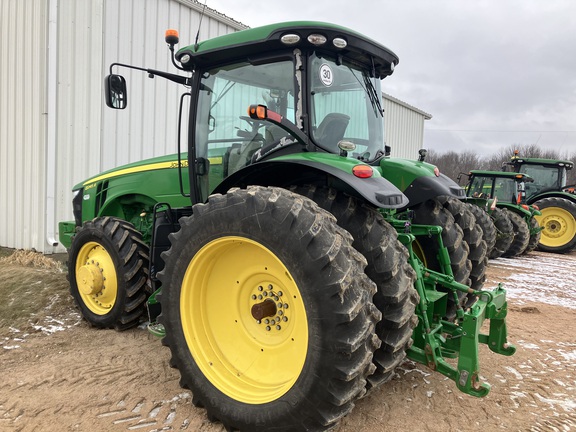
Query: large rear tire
[
  {"left": 292, "top": 185, "right": 418, "bottom": 393},
  {"left": 523, "top": 217, "right": 541, "bottom": 255},
  {"left": 158, "top": 187, "right": 380, "bottom": 432},
  {"left": 466, "top": 203, "right": 497, "bottom": 257},
  {"left": 412, "top": 198, "right": 471, "bottom": 317},
  {"left": 437, "top": 197, "right": 488, "bottom": 294},
  {"left": 68, "top": 217, "right": 150, "bottom": 330},
  {"left": 489, "top": 207, "right": 514, "bottom": 259},
  {"left": 502, "top": 209, "right": 530, "bottom": 258},
  {"left": 534, "top": 197, "right": 576, "bottom": 254}
]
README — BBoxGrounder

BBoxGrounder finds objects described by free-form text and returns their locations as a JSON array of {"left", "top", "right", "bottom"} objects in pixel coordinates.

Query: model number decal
[{"left": 169, "top": 160, "right": 189, "bottom": 168}]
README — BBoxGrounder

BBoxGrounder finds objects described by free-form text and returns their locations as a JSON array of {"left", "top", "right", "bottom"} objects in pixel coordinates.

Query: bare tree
[{"left": 425, "top": 144, "right": 575, "bottom": 184}]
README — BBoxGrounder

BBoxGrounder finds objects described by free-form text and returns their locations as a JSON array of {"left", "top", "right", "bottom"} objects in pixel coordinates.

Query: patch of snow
[{"left": 490, "top": 254, "right": 576, "bottom": 309}]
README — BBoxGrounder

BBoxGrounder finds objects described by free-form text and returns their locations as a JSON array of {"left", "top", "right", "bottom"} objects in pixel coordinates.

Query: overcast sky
[{"left": 205, "top": 0, "right": 576, "bottom": 157}]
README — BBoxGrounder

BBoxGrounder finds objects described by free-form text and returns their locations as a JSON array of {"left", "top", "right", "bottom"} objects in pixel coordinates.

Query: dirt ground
[{"left": 1, "top": 250, "right": 575, "bottom": 432}]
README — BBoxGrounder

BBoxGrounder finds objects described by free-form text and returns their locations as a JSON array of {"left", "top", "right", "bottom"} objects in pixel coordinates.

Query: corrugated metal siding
[
  {"left": 99, "top": 0, "right": 244, "bottom": 172},
  {"left": 51, "top": 0, "right": 244, "bottom": 253},
  {"left": 0, "top": 0, "right": 48, "bottom": 251},
  {"left": 53, "top": 0, "right": 105, "bottom": 251},
  {"left": 384, "top": 95, "right": 426, "bottom": 159},
  {"left": 1, "top": 2, "right": 429, "bottom": 253}
]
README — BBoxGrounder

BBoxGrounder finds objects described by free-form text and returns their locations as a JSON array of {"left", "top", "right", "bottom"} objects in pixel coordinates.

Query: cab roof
[
  {"left": 176, "top": 21, "right": 399, "bottom": 78},
  {"left": 510, "top": 157, "right": 573, "bottom": 170},
  {"left": 469, "top": 170, "right": 534, "bottom": 181}
]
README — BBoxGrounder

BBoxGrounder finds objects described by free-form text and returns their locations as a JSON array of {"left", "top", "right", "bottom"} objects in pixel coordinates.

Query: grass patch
[{"left": 0, "top": 250, "right": 75, "bottom": 334}]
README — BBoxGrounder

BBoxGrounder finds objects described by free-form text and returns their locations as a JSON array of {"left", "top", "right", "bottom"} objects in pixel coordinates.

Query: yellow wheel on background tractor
[
  {"left": 159, "top": 186, "right": 380, "bottom": 432},
  {"left": 534, "top": 197, "right": 576, "bottom": 254},
  {"left": 68, "top": 217, "right": 150, "bottom": 330}
]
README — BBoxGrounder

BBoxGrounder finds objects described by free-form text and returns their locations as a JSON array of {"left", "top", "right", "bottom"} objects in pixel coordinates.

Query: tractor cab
[
  {"left": 464, "top": 170, "right": 533, "bottom": 205},
  {"left": 504, "top": 151, "right": 574, "bottom": 200},
  {"left": 105, "top": 22, "right": 399, "bottom": 204}
]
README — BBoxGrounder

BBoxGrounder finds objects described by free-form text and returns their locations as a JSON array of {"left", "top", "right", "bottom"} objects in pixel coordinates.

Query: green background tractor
[
  {"left": 503, "top": 152, "right": 576, "bottom": 253},
  {"left": 59, "top": 21, "right": 513, "bottom": 431},
  {"left": 462, "top": 170, "right": 542, "bottom": 258}
]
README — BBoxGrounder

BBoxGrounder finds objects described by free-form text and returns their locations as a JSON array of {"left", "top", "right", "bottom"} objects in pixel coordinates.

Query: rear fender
[
  {"left": 378, "top": 157, "right": 465, "bottom": 207},
  {"left": 527, "top": 191, "right": 576, "bottom": 205},
  {"left": 212, "top": 158, "right": 408, "bottom": 209},
  {"left": 497, "top": 203, "right": 532, "bottom": 218}
]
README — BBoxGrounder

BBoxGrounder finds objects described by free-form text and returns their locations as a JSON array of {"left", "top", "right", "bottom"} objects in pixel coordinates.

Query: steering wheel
[{"left": 239, "top": 116, "right": 266, "bottom": 134}]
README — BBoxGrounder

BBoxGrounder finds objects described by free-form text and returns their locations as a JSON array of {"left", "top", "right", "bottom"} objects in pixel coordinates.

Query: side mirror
[{"left": 105, "top": 74, "right": 127, "bottom": 109}]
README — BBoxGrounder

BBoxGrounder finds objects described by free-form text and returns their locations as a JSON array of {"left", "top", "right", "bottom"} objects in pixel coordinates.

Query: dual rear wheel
[{"left": 158, "top": 186, "right": 417, "bottom": 431}]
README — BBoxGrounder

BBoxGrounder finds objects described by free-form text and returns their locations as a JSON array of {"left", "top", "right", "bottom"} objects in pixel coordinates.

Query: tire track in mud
[{"left": 1, "top": 251, "right": 575, "bottom": 432}]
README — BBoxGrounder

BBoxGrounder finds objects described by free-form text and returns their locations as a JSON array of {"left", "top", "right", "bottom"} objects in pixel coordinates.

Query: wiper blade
[{"left": 363, "top": 72, "right": 384, "bottom": 117}]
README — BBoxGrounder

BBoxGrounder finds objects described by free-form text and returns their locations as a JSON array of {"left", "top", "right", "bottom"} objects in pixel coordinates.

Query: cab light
[
  {"left": 521, "top": 204, "right": 529, "bottom": 211},
  {"left": 434, "top": 167, "right": 440, "bottom": 177},
  {"left": 165, "top": 29, "right": 179, "bottom": 45},
  {"left": 352, "top": 165, "right": 373, "bottom": 178},
  {"left": 248, "top": 104, "right": 267, "bottom": 120},
  {"left": 333, "top": 37, "right": 347, "bottom": 48},
  {"left": 307, "top": 34, "right": 327, "bottom": 45},
  {"left": 515, "top": 174, "right": 523, "bottom": 179},
  {"left": 281, "top": 34, "right": 301, "bottom": 45},
  {"left": 532, "top": 204, "right": 539, "bottom": 210}
]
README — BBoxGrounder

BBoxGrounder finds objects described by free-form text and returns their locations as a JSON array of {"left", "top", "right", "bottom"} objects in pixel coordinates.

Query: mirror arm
[{"left": 109, "top": 62, "right": 191, "bottom": 86}]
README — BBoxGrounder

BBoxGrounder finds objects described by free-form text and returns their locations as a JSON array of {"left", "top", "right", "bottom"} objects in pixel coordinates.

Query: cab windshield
[
  {"left": 309, "top": 53, "right": 385, "bottom": 161},
  {"left": 468, "top": 176, "right": 520, "bottom": 203}
]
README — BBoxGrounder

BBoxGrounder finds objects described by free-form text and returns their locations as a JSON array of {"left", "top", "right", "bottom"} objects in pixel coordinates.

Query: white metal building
[
  {"left": 0, "top": 0, "right": 431, "bottom": 253},
  {"left": 383, "top": 93, "right": 432, "bottom": 159}
]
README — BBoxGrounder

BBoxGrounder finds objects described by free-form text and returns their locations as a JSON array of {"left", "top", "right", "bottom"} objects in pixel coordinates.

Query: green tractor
[
  {"left": 59, "top": 22, "right": 514, "bottom": 431},
  {"left": 503, "top": 151, "right": 576, "bottom": 253},
  {"left": 460, "top": 170, "right": 542, "bottom": 258}
]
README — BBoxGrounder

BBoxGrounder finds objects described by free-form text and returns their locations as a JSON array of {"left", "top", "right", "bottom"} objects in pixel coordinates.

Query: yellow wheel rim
[
  {"left": 412, "top": 240, "right": 427, "bottom": 267},
  {"left": 535, "top": 207, "right": 576, "bottom": 248},
  {"left": 75, "top": 242, "right": 118, "bottom": 315},
  {"left": 181, "top": 236, "right": 308, "bottom": 404}
]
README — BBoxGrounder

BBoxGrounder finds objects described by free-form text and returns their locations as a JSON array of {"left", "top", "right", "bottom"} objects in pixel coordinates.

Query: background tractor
[
  {"left": 59, "top": 22, "right": 514, "bottom": 431},
  {"left": 460, "top": 170, "right": 542, "bottom": 258},
  {"left": 502, "top": 151, "right": 576, "bottom": 253}
]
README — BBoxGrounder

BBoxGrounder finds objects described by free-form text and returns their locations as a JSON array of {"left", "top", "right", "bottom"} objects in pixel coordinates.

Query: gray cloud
[{"left": 207, "top": 0, "right": 576, "bottom": 156}]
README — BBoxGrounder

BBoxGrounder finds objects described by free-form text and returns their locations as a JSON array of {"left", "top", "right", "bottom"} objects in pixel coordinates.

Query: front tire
[
  {"left": 158, "top": 187, "right": 380, "bottom": 432},
  {"left": 68, "top": 217, "right": 150, "bottom": 330},
  {"left": 534, "top": 197, "right": 576, "bottom": 253}
]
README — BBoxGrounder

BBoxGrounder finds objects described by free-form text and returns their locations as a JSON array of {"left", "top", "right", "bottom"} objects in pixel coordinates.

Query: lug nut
[
  {"left": 265, "top": 326, "right": 271, "bottom": 331},
  {"left": 278, "top": 291, "right": 283, "bottom": 296},
  {"left": 258, "top": 286, "right": 263, "bottom": 291},
  {"left": 276, "top": 325, "right": 281, "bottom": 330},
  {"left": 283, "top": 316, "right": 288, "bottom": 322},
  {"left": 268, "top": 284, "right": 273, "bottom": 290}
]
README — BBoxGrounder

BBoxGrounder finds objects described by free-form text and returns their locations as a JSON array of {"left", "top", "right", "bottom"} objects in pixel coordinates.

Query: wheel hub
[
  {"left": 543, "top": 216, "right": 566, "bottom": 238},
  {"left": 77, "top": 262, "right": 104, "bottom": 295},
  {"left": 249, "top": 283, "right": 289, "bottom": 332}
]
